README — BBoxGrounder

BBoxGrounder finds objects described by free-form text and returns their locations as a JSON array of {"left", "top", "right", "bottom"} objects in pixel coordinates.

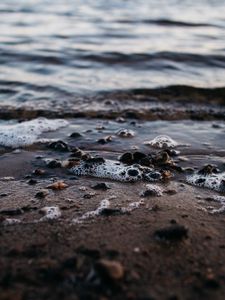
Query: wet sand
[{"left": 0, "top": 114, "right": 225, "bottom": 300}]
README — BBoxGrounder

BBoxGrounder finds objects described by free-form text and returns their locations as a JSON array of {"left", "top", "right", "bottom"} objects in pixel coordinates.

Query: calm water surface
[{"left": 0, "top": 0, "right": 225, "bottom": 106}]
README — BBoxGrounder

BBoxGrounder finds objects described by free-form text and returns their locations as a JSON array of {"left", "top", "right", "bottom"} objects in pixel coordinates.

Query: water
[{"left": 0, "top": 0, "right": 225, "bottom": 107}]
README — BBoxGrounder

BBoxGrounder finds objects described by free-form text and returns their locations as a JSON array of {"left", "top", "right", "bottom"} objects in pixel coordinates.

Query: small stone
[
  {"left": 46, "top": 181, "right": 68, "bottom": 190},
  {"left": 0, "top": 193, "right": 8, "bottom": 197},
  {"left": 97, "top": 136, "right": 112, "bottom": 144},
  {"left": 35, "top": 190, "right": 49, "bottom": 199},
  {"left": 116, "top": 128, "right": 135, "bottom": 138},
  {"left": 95, "top": 259, "right": 124, "bottom": 280},
  {"left": 33, "top": 169, "right": 46, "bottom": 176},
  {"left": 91, "top": 183, "right": 111, "bottom": 190},
  {"left": 99, "top": 208, "right": 123, "bottom": 216},
  {"left": 154, "top": 224, "right": 188, "bottom": 241},
  {"left": 48, "top": 140, "right": 70, "bottom": 152},
  {"left": 119, "top": 152, "right": 133, "bottom": 164},
  {"left": 46, "top": 160, "right": 62, "bottom": 168},
  {"left": 27, "top": 179, "right": 38, "bottom": 185},
  {"left": 70, "top": 132, "right": 83, "bottom": 138},
  {"left": 164, "top": 189, "right": 177, "bottom": 195}
]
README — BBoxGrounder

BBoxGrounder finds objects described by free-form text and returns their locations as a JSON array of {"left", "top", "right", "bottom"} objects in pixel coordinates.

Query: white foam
[
  {"left": 116, "top": 128, "right": 135, "bottom": 137},
  {"left": 39, "top": 206, "right": 61, "bottom": 221},
  {"left": 2, "top": 218, "right": 21, "bottom": 226},
  {"left": 70, "top": 159, "right": 161, "bottom": 182},
  {"left": 0, "top": 118, "right": 68, "bottom": 147},
  {"left": 140, "top": 184, "right": 163, "bottom": 197},
  {"left": 208, "top": 196, "right": 225, "bottom": 214},
  {"left": 121, "top": 199, "right": 145, "bottom": 213},
  {"left": 187, "top": 172, "right": 225, "bottom": 192},
  {"left": 144, "top": 135, "right": 178, "bottom": 149},
  {"left": 72, "top": 196, "right": 114, "bottom": 223}
]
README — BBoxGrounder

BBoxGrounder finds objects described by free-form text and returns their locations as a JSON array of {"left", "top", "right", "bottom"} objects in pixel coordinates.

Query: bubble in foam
[
  {"left": 70, "top": 159, "right": 161, "bottom": 182},
  {"left": 144, "top": 135, "right": 178, "bottom": 149},
  {"left": 0, "top": 118, "right": 68, "bottom": 148},
  {"left": 187, "top": 172, "right": 225, "bottom": 192}
]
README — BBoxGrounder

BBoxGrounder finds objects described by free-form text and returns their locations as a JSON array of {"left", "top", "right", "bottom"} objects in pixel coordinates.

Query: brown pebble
[
  {"left": 46, "top": 181, "right": 68, "bottom": 190},
  {"left": 33, "top": 169, "right": 45, "bottom": 176},
  {"left": 95, "top": 259, "right": 124, "bottom": 280}
]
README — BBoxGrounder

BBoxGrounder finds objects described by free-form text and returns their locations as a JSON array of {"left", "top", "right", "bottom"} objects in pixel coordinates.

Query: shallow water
[{"left": 0, "top": 0, "right": 225, "bottom": 108}]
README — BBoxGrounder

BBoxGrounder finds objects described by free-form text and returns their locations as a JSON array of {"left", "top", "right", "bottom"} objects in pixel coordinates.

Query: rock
[
  {"left": 116, "top": 128, "right": 135, "bottom": 138},
  {"left": 70, "top": 132, "right": 83, "bottom": 138},
  {"left": 35, "top": 190, "right": 49, "bottom": 199},
  {"left": 119, "top": 152, "right": 133, "bottom": 164},
  {"left": 48, "top": 140, "right": 70, "bottom": 152},
  {"left": 91, "top": 183, "right": 111, "bottom": 190},
  {"left": 46, "top": 160, "right": 62, "bottom": 168},
  {"left": 27, "top": 179, "right": 38, "bottom": 185},
  {"left": 97, "top": 136, "right": 112, "bottom": 144},
  {"left": 99, "top": 208, "right": 123, "bottom": 216},
  {"left": 95, "top": 259, "right": 124, "bottom": 280},
  {"left": 46, "top": 181, "right": 68, "bottom": 190},
  {"left": 154, "top": 224, "right": 188, "bottom": 241},
  {"left": 33, "top": 169, "right": 46, "bottom": 176}
]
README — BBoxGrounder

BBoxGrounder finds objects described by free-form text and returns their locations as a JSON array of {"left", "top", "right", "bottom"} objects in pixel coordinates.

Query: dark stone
[
  {"left": 154, "top": 224, "right": 188, "bottom": 241},
  {"left": 85, "top": 157, "right": 105, "bottom": 165},
  {"left": 0, "top": 193, "right": 8, "bottom": 197},
  {"left": 133, "top": 152, "right": 147, "bottom": 162},
  {"left": 97, "top": 136, "right": 112, "bottom": 144},
  {"left": 27, "top": 179, "right": 38, "bottom": 185},
  {"left": 33, "top": 169, "right": 46, "bottom": 176},
  {"left": 46, "top": 160, "right": 62, "bottom": 168},
  {"left": 48, "top": 140, "right": 70, "bottom": 152},
  {"left": 100, "top": 208, "right": 124, "bottom": 216},
  {"left": 35, "top": 191, "right": 48, "bottom": 199},
  {"left": 119, "top": 152, "right": 133, "bottom": 164},
  {"left": 70, "top": 132, "right": 83, "bottom": 138},
  {"left": 91, "top": 183, "right": 111, "bottom": 190}
]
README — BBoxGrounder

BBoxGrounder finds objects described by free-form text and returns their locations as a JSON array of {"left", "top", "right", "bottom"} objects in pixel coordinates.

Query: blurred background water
[{"left": 0, "top": 0, "right": 225, "bottom": 106}]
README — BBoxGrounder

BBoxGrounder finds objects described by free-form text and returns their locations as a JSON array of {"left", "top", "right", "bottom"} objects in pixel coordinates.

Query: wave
[
  {"left": 117, "top": 18, "right": 221, "bottom": 28},
  {"left": 1, "top": 48, "right": 225, "bottom": 69}
]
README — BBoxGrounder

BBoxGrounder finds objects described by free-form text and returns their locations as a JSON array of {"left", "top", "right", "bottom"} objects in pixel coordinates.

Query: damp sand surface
[{"left": 0, "top": 117, "right": 225, "bottom": 300}]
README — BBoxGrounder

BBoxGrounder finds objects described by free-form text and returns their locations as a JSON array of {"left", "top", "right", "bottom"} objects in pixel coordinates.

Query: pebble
[
  {"left": 95, "top": 259, "right": 124, "bottom": 280},
  {"left": 70, "top": 132, "right": 83, "bottom": 138},
  {"left": 46, "top": 181, "right": 68, "bottom": 190},
  {"left": 91, "top": 183, "right": 111, "bottom": 190},
  {"left": 154, "top": 224, "right": 188, "bottom": 241},
  {"left": 48, "top": 140, "right": 70, "bottom": 152},
  {"left": 35, "top": 190, "right": 49, "bottom": 199}
]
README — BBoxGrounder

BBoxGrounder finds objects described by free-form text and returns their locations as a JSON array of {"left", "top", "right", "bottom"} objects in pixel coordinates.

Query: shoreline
[{"left": 0, "top": 115, "right": 225, "bottom": 299}]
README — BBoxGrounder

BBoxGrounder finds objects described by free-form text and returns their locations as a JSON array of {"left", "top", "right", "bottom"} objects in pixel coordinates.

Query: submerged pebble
[{"left": 116, "top": 128, "right": 135, "bottom": 138}]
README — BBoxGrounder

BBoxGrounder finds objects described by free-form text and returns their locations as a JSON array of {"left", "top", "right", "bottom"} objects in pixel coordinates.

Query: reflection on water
[{"left": 0, "top": 0, "right": 225, "bottom": 105}]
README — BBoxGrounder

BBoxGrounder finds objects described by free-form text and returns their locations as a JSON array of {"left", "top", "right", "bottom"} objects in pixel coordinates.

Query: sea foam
[
  {"left": 144, "top": 135, "right": 178, "bottom": 149},
  {"left": 0, "top": 118, "right": 68, "bottom": 147},
  {"left": 70, "top": 159, "right": 161, "bottom": 182}
]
